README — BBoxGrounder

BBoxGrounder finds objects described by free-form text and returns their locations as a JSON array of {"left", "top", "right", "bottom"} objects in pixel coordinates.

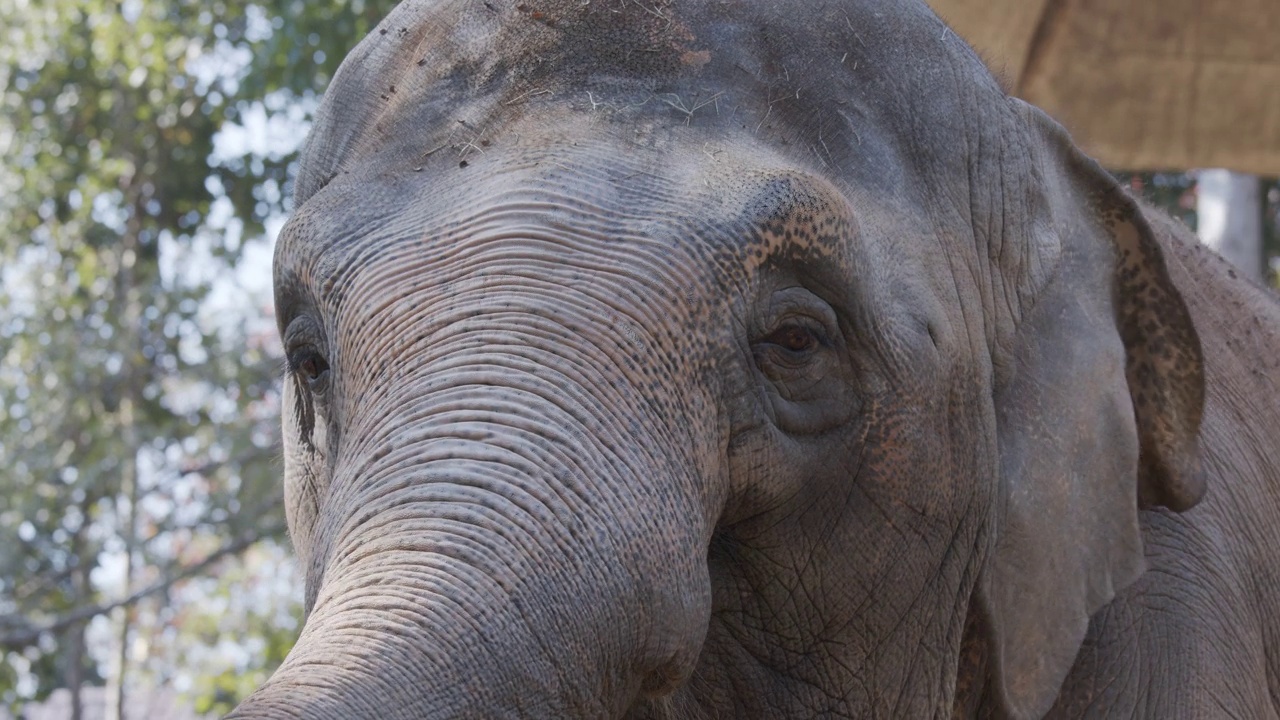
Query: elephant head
[{"left": 231, "top": 0, "right": 1205, "bottom": 717}]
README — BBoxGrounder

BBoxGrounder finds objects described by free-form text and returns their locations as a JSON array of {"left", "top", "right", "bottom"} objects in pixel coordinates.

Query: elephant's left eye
[
  {"left": 765, "top": 325, "right": 820, "bottom": 354},
  {"left": 752, "top": 322, "right": 827, "bottom": 375}
]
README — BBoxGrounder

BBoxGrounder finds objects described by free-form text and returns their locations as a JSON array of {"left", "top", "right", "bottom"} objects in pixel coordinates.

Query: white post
[{"left": 1197, "top": 169, "right": 1262, "bottom": 280}]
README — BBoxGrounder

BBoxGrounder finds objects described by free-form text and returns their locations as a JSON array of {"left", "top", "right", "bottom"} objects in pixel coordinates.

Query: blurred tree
[
  {"left": 1116, "top": 171, "right": 1280, "bottom": 287},
  {"left": 1114, "top": 172, "right": 1199, "bottom": 229},
  {"left": 0, "top": 0, "right": 394, "bottom": 715},
  {"left": 1198, "top": 171, "right": 1262, "bottom": 280},
  {"left": 1261, "top": 180, "right": 1280, "bottom": 285}
]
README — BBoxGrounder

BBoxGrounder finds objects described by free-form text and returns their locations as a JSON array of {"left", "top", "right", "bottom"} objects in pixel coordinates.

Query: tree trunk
[
  {"left": 66, "top": 626, "right": 84, "bottom": 720},
  {"left": 1197, "top": 169, "right": 1262, "bottom": 279},
  {"left": 65, "top": 560, "right": 89, "bottom": 720},
  {"left": 106, "top": 192, "right": 145, "bottom": 720}
]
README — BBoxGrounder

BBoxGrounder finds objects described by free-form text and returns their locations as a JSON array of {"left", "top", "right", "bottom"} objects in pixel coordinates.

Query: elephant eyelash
[
  {"left": 280, "top": 355, "right": 311, "bottom": 381},
  {"left": 283, "top": 353, "right": 304, "bottom": 376},
  {"left": 279, "top": 356, "right": 319, "bottom": 443}
]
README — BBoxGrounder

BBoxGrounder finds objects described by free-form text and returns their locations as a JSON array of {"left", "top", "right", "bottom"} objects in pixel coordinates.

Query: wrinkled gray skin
[{"left": 229, "top": 0, "right": 1280, "bottom": 717}]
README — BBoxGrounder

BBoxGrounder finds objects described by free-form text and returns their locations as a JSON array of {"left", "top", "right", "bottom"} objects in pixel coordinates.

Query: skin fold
[{"left": 228, "top": 1, "right": 1280, "bottom": 717}]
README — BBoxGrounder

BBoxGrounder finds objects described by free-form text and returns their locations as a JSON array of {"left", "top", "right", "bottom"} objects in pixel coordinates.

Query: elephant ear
[{"left": 978, "top": 100, "right": 1206, "bottom": 719}]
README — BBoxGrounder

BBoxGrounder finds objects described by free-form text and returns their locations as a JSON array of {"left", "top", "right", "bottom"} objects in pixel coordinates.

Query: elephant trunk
[{"left": 230, "top": 334, "right": 715, "bottom": 717}]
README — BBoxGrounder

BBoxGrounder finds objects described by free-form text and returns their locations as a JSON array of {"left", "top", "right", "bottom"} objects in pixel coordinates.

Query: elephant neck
[
  {"left": 638, "top": 529, "right": 981, "bottom": 718},
  {"left": 953, "top": 599, "right": 996, "bottom": 718}
]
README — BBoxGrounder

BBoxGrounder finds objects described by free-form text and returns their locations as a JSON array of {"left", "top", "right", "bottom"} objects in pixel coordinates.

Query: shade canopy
[{"left": 927, "top": 0, "right": 1280, "bottom": 175}]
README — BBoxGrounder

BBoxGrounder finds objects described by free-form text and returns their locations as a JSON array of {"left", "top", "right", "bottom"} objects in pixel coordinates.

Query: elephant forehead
[
  {"left": 295, "top": 0, "right": 996, "bottom": 206},
  {"left": 335, "top": 0, "right": 957, "bottom": 95},
  {"left": 280, "top": 141, "right": 856, "bottom": 295}
]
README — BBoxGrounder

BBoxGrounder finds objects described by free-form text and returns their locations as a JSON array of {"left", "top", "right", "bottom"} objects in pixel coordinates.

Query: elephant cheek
[
  {"left": 638, "top": 567, "right": 713, "bottom": 697},
  {"left": 281, "top": 382, "right": 322, "bottom": 572}
]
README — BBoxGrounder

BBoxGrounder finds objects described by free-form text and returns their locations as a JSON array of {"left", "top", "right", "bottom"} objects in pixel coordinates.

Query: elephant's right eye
[{"left": 288, "top": 348, "right": 331, "bottom": 391}]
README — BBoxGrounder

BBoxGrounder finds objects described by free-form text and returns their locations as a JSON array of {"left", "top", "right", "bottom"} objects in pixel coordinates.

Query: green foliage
[
  {"left": 1116, "top": 171, "right": 1280, "bottom": 287},
  {"left": 1113, "top": 171, "right": 1199, "bottom": 228},
  {"left": 149, "top": 542, "right": 303, "bottom": 716},
  {"left": 242, "top": 0, "right": 394, "bottom": 98},
  {"left": 1263, "top": 181, "right": 1280, "bottom": 286},
  {"left": 0, "top": 0, "right": 394, "bottom": 713}
]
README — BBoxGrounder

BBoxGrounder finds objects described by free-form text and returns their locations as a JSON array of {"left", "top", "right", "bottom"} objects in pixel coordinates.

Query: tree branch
[
  {"left": 138, "top": 490, "right": 284, "bottom": 551},
  {"left": 176, "top": 445, "right": 280, "bottom": 480},
  {"left": 0, "top": 522, "right": 287, "bottom": 650}
]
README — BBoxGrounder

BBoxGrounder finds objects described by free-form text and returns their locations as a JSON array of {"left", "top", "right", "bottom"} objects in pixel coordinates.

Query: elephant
[{"left": 229, "top": 0, "right": 1280, "bottom": 717}]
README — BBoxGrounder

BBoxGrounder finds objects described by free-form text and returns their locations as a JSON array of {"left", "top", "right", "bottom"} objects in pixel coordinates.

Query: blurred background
[
  {"left": 0, "top": 1, "right": 1277, "bottom": 718},
  {"left": 0, "top": 1, "right": 398, "bottom": 717}
]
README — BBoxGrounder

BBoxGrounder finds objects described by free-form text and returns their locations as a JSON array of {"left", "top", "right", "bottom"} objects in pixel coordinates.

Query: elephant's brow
[
  {"left": 727, "top": 173, "right": 854, "bottom": 268},
  {"left": 275, "top": 189, "right": 414, "bottom": 298}
]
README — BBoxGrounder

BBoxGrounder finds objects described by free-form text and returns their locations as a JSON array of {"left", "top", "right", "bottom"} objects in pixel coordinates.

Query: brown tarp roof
[{"left": 926, "top": 0, "right": 1280, "bottom": 175}]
